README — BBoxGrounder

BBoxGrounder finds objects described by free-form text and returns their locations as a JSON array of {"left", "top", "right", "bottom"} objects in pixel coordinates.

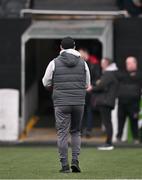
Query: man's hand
[
  {"left": 96, "top": 79, "right": 101, "bottom": 85},
  {"left": 86, "top": 85, "right": 93, "bottom": 92}
]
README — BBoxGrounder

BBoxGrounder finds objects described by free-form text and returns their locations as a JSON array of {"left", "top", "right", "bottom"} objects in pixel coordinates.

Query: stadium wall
[{"left": 0, "top": 18, "right": 31, "bottom": 117}]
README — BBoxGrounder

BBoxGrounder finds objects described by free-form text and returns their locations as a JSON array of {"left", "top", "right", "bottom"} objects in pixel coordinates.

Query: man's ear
[{"left": 60, "top": 45, "right": 63, "bottom": 50}]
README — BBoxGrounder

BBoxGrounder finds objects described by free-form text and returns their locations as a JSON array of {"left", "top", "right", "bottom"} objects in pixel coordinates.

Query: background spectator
[
  {"left": 79, "top": 47, "right": 102, "bottom": 138},
  {"left": 117, "top": 0, "right": 142, "bottom": 16},
  {"left": 116, "top": 56, "right": 142, "bottom": 144},
  {"left": 92, "top": 58, "right": 118, "bottom": 150}
]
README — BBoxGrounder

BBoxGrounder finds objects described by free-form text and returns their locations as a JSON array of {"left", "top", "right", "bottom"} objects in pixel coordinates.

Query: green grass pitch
[{"left": 0, "top": 147, "right": 142, "bottom": 179}]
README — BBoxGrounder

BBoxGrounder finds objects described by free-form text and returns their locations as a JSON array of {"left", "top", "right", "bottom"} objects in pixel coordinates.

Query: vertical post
[
  {"left": 101, "top": 20, "right": 113, "bottom": 59},
  {"left": 20, "top": 36, "right": 26, "bottom": 133}
]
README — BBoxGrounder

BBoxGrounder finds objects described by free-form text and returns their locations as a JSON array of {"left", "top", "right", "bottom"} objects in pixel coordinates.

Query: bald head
[
  {"left": 101, "top": 58, "right": 111, "bottom": 71},
  {"left": 126, "top": 56, "right": 138, "bottom": 72}
]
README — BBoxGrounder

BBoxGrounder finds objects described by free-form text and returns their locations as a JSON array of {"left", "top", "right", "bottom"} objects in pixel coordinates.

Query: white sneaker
[{"left": 97, "top": 144, "right": 114, "bottom": 151}]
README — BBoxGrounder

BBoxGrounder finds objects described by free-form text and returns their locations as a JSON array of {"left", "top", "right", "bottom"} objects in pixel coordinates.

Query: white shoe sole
[{"left": 97, "top": 146, "right": 114, "bottom": 151}]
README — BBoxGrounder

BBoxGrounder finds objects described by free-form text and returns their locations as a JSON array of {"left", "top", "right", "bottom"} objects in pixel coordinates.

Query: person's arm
[
  {"left": 42, "top": 60, "right": 55, "bottom": 88},
  {"left": 84, "top": 61, "right": 92, "bottom": 91},
  {"left": 93, "top": 73, "right": 112, "bottom": 92}
]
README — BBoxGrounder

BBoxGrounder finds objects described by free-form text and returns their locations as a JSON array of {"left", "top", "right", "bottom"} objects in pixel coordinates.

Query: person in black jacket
[
  {"left": 92, "top": 58, "right": 118, "bottom": 150},
  {"left": 116, "top": 56, "right": 142, "bottom": 144}
]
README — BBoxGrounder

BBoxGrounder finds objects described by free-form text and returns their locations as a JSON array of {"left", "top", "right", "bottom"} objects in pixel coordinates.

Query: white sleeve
[
  {"left": 42, "top": 60, "right": 55, "bottom": 87},
  {"left": 84, "top": 61, "right": 91, "bottom": 87}
]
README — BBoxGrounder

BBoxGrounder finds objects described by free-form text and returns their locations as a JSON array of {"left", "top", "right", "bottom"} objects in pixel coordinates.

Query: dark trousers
[
  {"left": 83, "top": 105, "right": 93, "bottom": 131},
  {"left": 99, "top": 106, "right": 113, "bottom": 145},
  {"left": 84, "top": 93, "right": 93, "bottom": 131},
  {"left": 55, "top": 105, "right": 84, "bottom": 166},
  {"left": 117, "top": 100, "right": 140, "bottom": 140}
]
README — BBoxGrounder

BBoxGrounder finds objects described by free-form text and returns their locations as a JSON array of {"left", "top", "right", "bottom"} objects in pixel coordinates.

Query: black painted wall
[
  {"left": 0, "top": 19, "right": 31, "bottom": 116},
  {"left": 0, "top": 18, "right": 31, "bottom": 90},
  {"left": 114, "top": 18, "right": 142, "bottom": 70},
  {"left": 33, "top": 0, "right": 118, "bottom": 11}
]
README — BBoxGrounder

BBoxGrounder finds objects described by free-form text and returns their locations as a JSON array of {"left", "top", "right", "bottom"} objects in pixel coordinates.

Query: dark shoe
[
  {"left": 59, "top": 165, "right": 70, "bottom": 173},
  {"left": 97, "top": 144, "right": 114, "bottom": 151},
  {"left": 71, "top": 160, "right": 81, "bottom": 173}
]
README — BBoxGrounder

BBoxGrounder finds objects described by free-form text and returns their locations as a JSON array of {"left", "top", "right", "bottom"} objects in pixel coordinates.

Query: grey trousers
[{"left": 54, "top": 105, "right": 84, "bottom": 166}]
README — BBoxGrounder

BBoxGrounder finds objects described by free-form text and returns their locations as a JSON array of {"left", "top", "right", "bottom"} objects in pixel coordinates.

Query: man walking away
[{"left": 42, "top": 37, "right": 91, "bottom": 173}]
